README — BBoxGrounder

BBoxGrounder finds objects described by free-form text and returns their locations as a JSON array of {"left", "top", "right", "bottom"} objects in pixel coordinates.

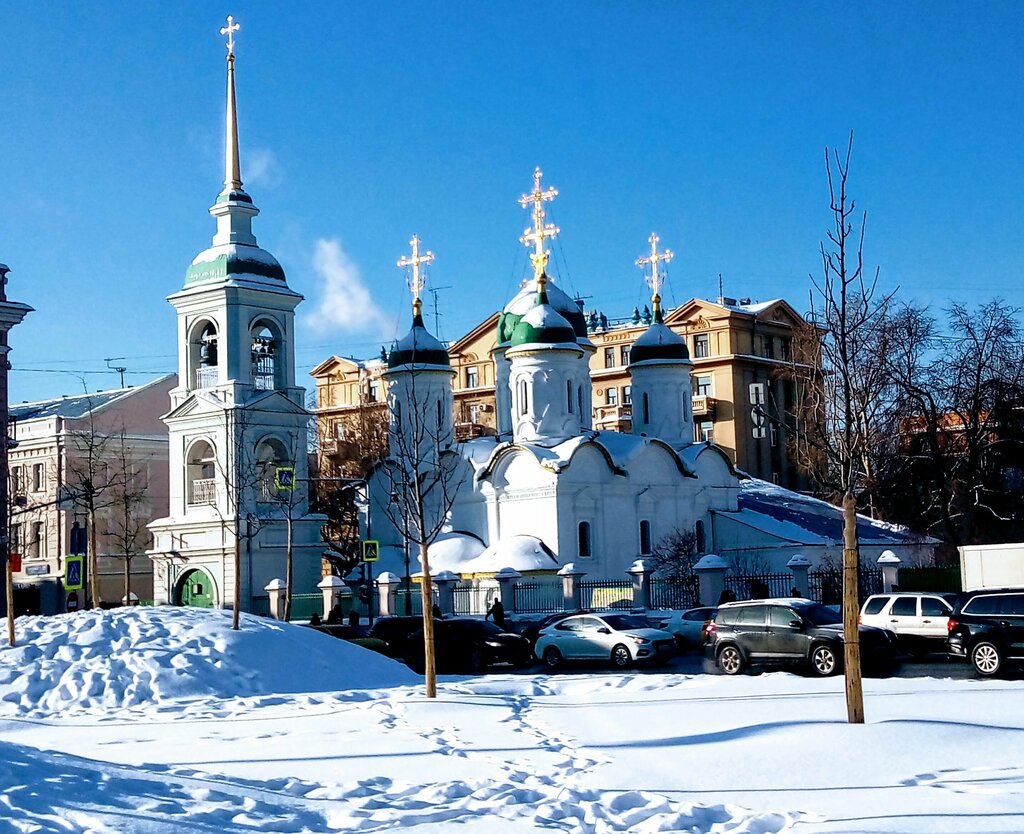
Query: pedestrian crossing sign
[
  {"left": 64, "top": 556, "right": 84, "bottom": 591},
  {"left": 362, "top": 540, "right": 380, "bottom": 562}
]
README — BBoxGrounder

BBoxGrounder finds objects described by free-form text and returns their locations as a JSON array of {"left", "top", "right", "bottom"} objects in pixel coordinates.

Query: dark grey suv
[
  {"left": 705, "top": 598, "right": 897, "bottom": 676},
  {"left": 947, "top": 588, "right": 1024, "bottom": 676}
]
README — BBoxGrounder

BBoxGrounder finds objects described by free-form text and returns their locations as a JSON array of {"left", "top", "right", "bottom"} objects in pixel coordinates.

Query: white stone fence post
[
  {"left": 433, "top": 570, "right": 460, "bottom": 616},
  {"left": 693, "top": 555, "right": 729, "bottom": 607},
  {"left": 628, "top": 559, "right": 655, "bottom": 610},
  {"left": 375, "top": 572, "right": 401, "bottom": 617},
  {"left": 265, "top": 578, "right": 287, "bottom": 620},
  {"left": 317, "top": 575, "right": 345, "bottom": 620},
  {"left": 495, "top": 567, "right": 521, "bottom": 614},
  {"left": 786, "top": 555, "right": 812, "bottom": 599},
  {"left": 558, "top": 563, "right": 586, "bottom": 611},
  {"left": 877, "top": 550, "right": 902, "bottom": 592}
]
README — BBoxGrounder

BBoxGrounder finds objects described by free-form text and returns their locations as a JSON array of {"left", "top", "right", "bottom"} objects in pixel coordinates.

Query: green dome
[
  {"left": 509, "top": 288, "right": 577, "bottom": 347},
  {"left": 388, "top": 313, "right": 451, "bottom": 369},
  {"left": 498, "top": 275, "right": 588, "bottom": 345},
  {"left": 185, "top": 242, "right": 286, "bottom": 287}
]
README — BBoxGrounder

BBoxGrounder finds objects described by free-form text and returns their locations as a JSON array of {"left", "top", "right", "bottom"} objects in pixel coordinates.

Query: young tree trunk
[
  {"left": 88, "top": 508, "right": 100, "bottom": 610},
  {"left": 842, "top": 492, "right": 865, "bottom": 723},
  {"left": 284, "top": 514, "right": 294, "bottom": 622},
  {"left": 5, "top": 556, "right": 14, "bottom": 646},
  {"left": 123, "top": 557, "right": 131, "bottom": 605},
  {"left": 232, "top": 529, "right": 241, "bottom": 630},
  {"left": 419, "top": 540, "right": 436, "bottom": 699}
]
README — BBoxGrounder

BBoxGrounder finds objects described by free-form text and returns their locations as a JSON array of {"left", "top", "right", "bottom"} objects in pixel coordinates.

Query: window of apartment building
[
  {"left": 578, "top": 521, "right": 592, "bottom": 558},
  {"left": 32, "top": 463, "right": 45, "bottom": 492},
  {"left": 466, "top": 366, "right": 479, "bottom": 388},
  {"left": 695, "top": 374, "right": 713, "bottom": 397},
  {"left": 697, "top": 420, "right": 714, "bottom": 443},
  {"left": 762, "top": 336, "right": 774, "bottom": 359},
  {"left": 10, "top": 466, "right": 23, "bottom": 496},
  {"left": 693, "top": 334, "right": 710, "bottom": 358},
  {"left": 368, "top": 380, "right": 379, "bottom": 402},
  {"left": 606, "top": 386, "right": 618, "bottom": 406},
  {"left": 639, "top": 519, "right": 652, "bottom": 555},
  {"left": 770, "top": 423, "right": 778, "bottom": 447},
  {"left": 781, "top": 338, "right": 791, "bottom": 361},
  {"left": 620, "top": 345, "right": 631, "bottom": 365},
  {"left": 623, "top": 385, "right": 632, "bottom": 406},
  {"left": 604, "top": 347, "right": 615, "bottom": 367},
  {"left": 29, "top": 521, "right": 44, "bottom": 559},
  {"left": 9, "top": 523, "right": 21, "bottom": 554}
]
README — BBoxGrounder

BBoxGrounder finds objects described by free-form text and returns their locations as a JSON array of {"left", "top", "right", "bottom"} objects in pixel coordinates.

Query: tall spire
[
  {"left": 221, "top": 15, "right": 243, "bottom": 194},
  {"left": 519, "top": 167, "right": 559, "bottom": 286},
  {"left": 397, "top": 235, "right": 435, "bottom": 319},
  {"left": 636, "top": 232, "right": 673, "bottom": 322}
]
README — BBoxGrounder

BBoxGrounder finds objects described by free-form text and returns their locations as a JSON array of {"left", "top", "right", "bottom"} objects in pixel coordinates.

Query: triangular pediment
[
  {"left": 309, "top": 355, "right": 362, "bottom": 378},
  {"left": 163, "top": 391, "right": 229, "bottom": 421},
  {"left": 751, "top": 299, "right": 806, "bottom": 328}
]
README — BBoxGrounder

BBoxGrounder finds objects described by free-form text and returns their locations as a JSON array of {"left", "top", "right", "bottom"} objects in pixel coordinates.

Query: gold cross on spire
[
  {"left": 519, "top": 167, "right": 559, "bottom": 283},
  {"left": 637, "top": 232, "right": 674, "bottom": 317},
  {"left": 221, "top": 15, "right": 240, "bottom": 59},
  {"left": 397, "top": 234, "right": 435, "bottom": 317}
]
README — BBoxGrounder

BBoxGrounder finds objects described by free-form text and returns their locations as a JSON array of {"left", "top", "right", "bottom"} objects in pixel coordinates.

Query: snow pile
[{"left": 0, "top": 606, "right": 417, "bottom": 716}]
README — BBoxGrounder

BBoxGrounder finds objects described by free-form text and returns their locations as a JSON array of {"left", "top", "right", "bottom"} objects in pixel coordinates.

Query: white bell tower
[{"left": 148, "top": 17, "right": 323, "bottom": 613}]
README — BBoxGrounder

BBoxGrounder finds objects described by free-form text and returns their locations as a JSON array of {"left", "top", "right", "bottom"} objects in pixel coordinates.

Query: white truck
[{"left": 959, "top": 543, "right": 1024, "bottom": 590}]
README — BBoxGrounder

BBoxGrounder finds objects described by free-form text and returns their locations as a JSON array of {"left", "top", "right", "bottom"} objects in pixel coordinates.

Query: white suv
[{"left": 859, "top": 592, "right": 955, "bottom": 653}]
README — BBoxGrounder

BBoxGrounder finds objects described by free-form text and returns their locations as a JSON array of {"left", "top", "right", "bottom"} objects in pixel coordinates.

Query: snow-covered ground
[{"left": 1, "top": 608, "right": 1021, "bottom": 833}]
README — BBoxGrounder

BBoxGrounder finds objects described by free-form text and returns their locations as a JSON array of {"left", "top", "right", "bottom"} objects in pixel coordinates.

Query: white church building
[
  {"left": 147, "top": 24, "right": 323, "bottom": 611},
  {"left": 366, "top": 175, "right": 743, "bottom": 584}
]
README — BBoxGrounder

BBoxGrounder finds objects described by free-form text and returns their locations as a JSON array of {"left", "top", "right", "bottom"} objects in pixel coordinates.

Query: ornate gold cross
[
  {"left": 221, "top": 15, "right": 240, "bottom": 58},
  {"left": 637, "top": 233, "right": 674, "bottom": 314},
  {"left": 397, "top": 234, "right": 435, "bottom": 316},
  {"left": 519, "top": 167, "right": 559, "bottom": 279}
]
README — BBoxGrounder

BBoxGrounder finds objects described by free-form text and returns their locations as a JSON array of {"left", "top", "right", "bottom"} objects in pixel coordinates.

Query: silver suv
[{"left": 859, "top": 592, "right": 955, "bottom": 653}]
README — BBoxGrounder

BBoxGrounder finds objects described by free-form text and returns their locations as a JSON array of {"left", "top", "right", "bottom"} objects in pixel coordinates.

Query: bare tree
[
  {"left": 881, "top": 300, "right": 1024, "bottom": 547},
  {"left": 649, "top": 528, "right": 698, "bottom": 579},
  {"left": 376, "top": 371, "right": 462, "bottom": 699},
  {"left": 784, "top": 133, "right": 894, "bottom": 724},
  {"left": 102, "top": 428, "right": 152, "bottom": 604}
]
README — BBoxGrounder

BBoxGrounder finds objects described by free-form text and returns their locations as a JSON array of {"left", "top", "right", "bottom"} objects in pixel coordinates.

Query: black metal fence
[
  {"left": 579, "top": 579, "right": 634, "bottom": 610},
  {"left": 650, "top": 576, "right": 699, "bottom": 610},
  {"left": 514, "top": 580, "right": 564, "bottom": 613},
  {"left": 724, "top": 571, "right": 794, "bottom": 601},
  {"left": 808, "top": 568, "right": 882, "bottom": 606}
]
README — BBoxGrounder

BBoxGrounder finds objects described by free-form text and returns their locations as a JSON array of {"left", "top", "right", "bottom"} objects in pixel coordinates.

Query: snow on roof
[
  {"left": 428, "top": 532, "right": 487, "bottom": 572},
  {"left": 9, "top": 375, "right": 174, "bottom": 422},
  {"left": 734, "top": 478, "right": 933, "bottom": 544},
  {"left": 0, "top": 607, "right": 416, "bottom": 717},
  {"left": 452, "top": 534, "right": 560, "bottom": 574},
  {"left": 464, "top": 431, "right": 691, "bottom": 479}
]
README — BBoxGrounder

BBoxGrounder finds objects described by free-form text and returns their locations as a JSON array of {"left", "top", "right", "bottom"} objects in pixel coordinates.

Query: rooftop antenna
[
  {"left": 718, "top": 273, "right": 724, "bottom": 304},
  {"left": 427, "top": 285, "right": 452, "bottom": 336},
  {"left": 105, "top": 358, "right": 127, "bottom": 388}
]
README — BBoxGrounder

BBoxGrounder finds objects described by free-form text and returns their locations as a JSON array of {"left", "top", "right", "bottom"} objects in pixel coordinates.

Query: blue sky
[{"left": 1, "top": 2, "right": 1021, "bottom": 402}]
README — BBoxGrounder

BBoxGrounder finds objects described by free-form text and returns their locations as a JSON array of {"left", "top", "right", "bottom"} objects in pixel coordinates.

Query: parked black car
[
  {"left": 368, "top": 616, "right": 437, "bottom": 658},
  {"left": 947, "top": 588, "right": 1024, "bottom": 677},
  {"left": 404, "top": 618, "right": 533, "bottom": 673},
  {"left": 705, "top": 598, "right": 897, "bottom": 676}
]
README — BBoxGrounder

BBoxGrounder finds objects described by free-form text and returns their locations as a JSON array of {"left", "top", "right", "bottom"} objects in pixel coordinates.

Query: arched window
[
  {"left": 695, "top": 519, "right": 706, "bottom": 553},
  {"left": 251, "top": 324, "right": 277, "bottom": 390},
  {"left": 518, "top": 379, "right": 529, "bottom": 416},
  {"left": 394, "top": 400, "right": 402, "bottom": 427},
  {"left": 436, "top": 399, "right": 443, "bottom": 432},
  {"left": 643, "top": 392, "right": 650, "bottom": 425},
  {"left": 193, "top": 322, "right": 219, "bottom": 390},
  {"left": 186, "top": 440, "right": 217, "bottom": 506},
  {"left": 578, "top": 521, "right": 592, "bottom": 558},
  {"left": 567, "top": 380, "right": 573, "bottom": 413},
  {"left": 639, "top": 520, "right": 652, "bottom": 555},
  {"left": 255, "top": 437, "right": 290, "bottom": 502}
]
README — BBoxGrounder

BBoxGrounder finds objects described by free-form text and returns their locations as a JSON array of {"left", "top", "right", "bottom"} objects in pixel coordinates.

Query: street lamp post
[{"left": 0, "top": 264, "right": 34, "bottom": 646}]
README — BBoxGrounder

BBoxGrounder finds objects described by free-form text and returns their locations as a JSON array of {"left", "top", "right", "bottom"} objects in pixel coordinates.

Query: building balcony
[
  {"left": 593, "top": 404, "right": 632, "bottom": 429},
  {"left": 195, "top": 367, "right": 218, "bottom": 389},
  {"left": 692, "top": 395, "right": 716, "bottom": 417},
  {"left": 188, "top": 478, "right": 218, "bottom": 506}
]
